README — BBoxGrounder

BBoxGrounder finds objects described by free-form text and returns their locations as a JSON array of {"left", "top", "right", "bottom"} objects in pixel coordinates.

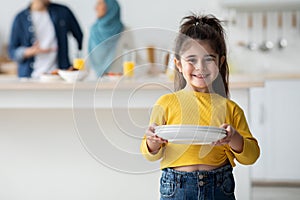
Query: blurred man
[{"left": 8, "top": 0, "right": 83, "bottom": 78}]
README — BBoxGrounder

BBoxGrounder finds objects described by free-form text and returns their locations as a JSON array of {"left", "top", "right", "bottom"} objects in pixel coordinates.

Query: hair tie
[{"left": 195, "top": 19, "right": 204, "bottom": 26}]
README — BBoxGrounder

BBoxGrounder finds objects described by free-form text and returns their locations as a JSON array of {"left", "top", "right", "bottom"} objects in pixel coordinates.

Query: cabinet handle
[{"left": 259, "top": 104, "right": 264, "bottom": 125}]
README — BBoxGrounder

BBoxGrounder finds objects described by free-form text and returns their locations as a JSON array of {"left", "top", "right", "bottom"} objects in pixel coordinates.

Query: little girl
[{"left": 140, "top": 14, "right": 260, "bottom": 200}]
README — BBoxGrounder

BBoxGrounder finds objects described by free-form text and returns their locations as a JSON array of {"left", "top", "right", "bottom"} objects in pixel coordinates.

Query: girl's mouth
[{"left": 192, "top": 74, "right": 209, "bottom": 79}]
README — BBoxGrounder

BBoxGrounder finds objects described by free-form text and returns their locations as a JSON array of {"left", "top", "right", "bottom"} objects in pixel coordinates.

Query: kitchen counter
[
  {"left": 0, "top": 73, "right": 264, "bottom": 109},
  {"left": 0, "top": 73, "right": 265, "bottom": 90},
  {"left": 3, "top": 70, "right": 300, "bottom": 91}
]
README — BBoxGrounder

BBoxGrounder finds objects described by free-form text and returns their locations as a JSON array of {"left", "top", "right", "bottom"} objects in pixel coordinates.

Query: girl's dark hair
[{"left": 174, "top": 14, "right": 229, "bottom": 98}]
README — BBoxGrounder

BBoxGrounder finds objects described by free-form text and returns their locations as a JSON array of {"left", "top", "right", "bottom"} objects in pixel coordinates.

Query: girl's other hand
[
  {"left": 212, "top": 123, "right": 244, "bottom": 153},
  {"left": 146, "top": 123, "right": 168, "bottom": 154}
]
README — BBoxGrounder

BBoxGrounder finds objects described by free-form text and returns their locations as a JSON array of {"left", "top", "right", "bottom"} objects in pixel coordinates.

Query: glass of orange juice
[
  {"left": 73, "top": 58, "right": 85, "bottom": 70},
  {"left": 122, "top": 47, "right": 135, "bottom": 78},
  {"left": 123, "top": 61, "right": 135, "bottom": 77}
]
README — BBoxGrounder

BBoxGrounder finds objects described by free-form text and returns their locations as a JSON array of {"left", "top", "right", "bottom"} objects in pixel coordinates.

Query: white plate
[
  {"left": 155, "top": 125, "right": 225, "bottom": 131},
  {"left": 39, "top": 74, "right": 62, "bottom": 82},
  {"left": 58, "top": 70, "right": 88, "bottom": 82},
  {"left": 154, "top": 125, "right": 226, "bottom": 144}
]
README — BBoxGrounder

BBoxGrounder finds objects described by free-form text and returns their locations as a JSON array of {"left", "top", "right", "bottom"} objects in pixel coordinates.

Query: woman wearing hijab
[{"left": 88, "top": 0, "right": 124, "bottom": 77}]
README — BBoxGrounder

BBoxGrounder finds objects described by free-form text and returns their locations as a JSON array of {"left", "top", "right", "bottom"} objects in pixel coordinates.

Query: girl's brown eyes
[
  {"left": 204, "top": 57, "right": 214, "bottom": 61},
  {"left": 187, "top": 59, "right": 197, "bottom": 64},
  {"left": 187, "top": 58, "right": 214, "bottom": 65}
]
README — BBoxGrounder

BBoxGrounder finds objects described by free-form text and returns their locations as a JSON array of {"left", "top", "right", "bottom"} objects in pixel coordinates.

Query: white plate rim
[
  {"left": 155, "top": 125, "right": 225, "bottom": 130},
  {"left": 154, "top": 126, "right": 227, "bottom": 144},
  {"left": 155, "top": 125, "right": 226, "bottom": 133},
  {"left": 155, "top": 130, "right": 226, "bottom": 134}
]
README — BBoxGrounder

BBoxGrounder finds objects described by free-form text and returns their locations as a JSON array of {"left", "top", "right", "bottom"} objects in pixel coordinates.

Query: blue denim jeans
[{"left": 160, "top": 164, "right": 235, "bottom": 200}]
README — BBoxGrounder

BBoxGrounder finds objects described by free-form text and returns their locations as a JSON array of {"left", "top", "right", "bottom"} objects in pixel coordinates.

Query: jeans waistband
[{"left": 162, "top": 164, "right": 232, "bottom": 178}]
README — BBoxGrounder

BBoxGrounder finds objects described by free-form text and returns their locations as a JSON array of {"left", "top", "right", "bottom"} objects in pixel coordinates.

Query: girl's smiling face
[{"left": 175, "top": 40, "right": 224, "bottom": 93}]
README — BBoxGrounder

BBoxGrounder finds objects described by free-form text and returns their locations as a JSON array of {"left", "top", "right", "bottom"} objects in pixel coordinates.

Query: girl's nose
[{"left": 194, "top": 61, "right": 203, "bottom": 70}]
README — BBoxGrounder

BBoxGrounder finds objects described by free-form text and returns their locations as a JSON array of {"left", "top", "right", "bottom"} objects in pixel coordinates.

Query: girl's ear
[
  {"left": 174, "top": 58, "right": 182, "bottom": 72},
  {"left": 220, "top": 56, "right": 225, "bottom": 67}
]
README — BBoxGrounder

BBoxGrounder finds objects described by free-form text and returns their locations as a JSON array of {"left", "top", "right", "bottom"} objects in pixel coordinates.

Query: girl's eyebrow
[
  {"left": 185, "top": 55, "right": 197, "bottom": 58},
  {"left": 204, "top": 54, "right": 217, "bottom": 58},
  {"left": 182, "top": 55, "right": 197, "bottom": 60},
  {"left": 183, "top": 54, "right": 217, "bottom": 59}
]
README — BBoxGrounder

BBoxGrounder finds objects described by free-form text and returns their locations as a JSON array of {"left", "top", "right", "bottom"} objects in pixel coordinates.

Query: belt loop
[
  {"left": 176, "top": 174, "right": 182, "bottom": 188},
  {"left": 220, "top": 167, "right": 224, "bottom": 183},
  {"left": 215, "top": 168, "right": 222, "bottom": 184}
]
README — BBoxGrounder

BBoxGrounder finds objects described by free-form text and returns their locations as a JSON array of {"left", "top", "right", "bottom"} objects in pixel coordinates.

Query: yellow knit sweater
[{"left": 140, "top": 90, "right": 260, "bottom": 169}]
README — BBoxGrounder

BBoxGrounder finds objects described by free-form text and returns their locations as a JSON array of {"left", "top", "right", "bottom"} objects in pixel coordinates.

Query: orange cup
[
  {"left": 73, "top": 58, "right": 85, "bottom": 70},
  {"left": 123, "top": 61, "right": 135, "bottom": 77}
]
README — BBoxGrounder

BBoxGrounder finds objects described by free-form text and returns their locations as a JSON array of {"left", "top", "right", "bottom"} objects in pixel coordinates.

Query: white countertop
[
  {"left": 0, "top": 73, "right": 267, "bottom": 90},
  {"left": 2, "top": 70, "right": 300, "bottom": 91}
]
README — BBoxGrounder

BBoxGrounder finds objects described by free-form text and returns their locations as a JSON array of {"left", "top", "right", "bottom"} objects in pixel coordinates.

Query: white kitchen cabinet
[
  {"left": 250, "top": 79, "right": 300, "bottom": 182},
  {"left": 249, "top": 87, "right": 267, "bottom": 180}
]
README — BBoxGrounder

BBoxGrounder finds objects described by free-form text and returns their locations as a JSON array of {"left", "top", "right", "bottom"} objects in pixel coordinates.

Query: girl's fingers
[
  {"left": 212, "top": 137, "right": 230, "bottom": 146},
  {"left": 213, "top": 124, "right": 237, "bottom": 146},
  {"left": 146, "top": 126, "right": 156, "bottom": 136},
  {"left": 146, "top": 129, "right": 154, "bottom": 136},
  {"left": 149, "top": 126, "right": 155, "bottom": 133},
  {"left": 146, "top": 134, "right": 167, "bottom": 143},
  {"left": 146, "top": 123, "right": 168, "bottom": 145},
  {"left": 147, "top": 123, "right": 158, "bottom": 134},
  {"left": 220, "top": 123, "right": 228, "bottom": 129}
]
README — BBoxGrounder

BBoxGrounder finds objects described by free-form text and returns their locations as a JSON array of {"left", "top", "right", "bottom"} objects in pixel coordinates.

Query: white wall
[{"left": 0, "top": 0, "right": 222, "bottom": 55}]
